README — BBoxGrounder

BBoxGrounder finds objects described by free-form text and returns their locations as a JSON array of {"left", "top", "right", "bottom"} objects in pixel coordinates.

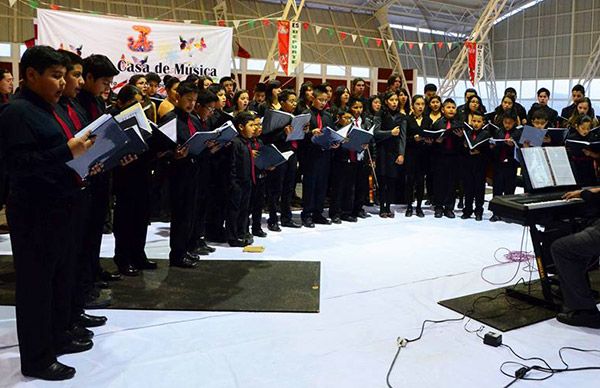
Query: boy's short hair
[
  {"left": 233, "top": 111, "right": 256, "bottom": 128},
  {"left": 176, "top": 81, "right": 199, "bottom": 97},
  {"left": 278, "top": 89, "right": 296, "bottom": 104},
  {"left": 219, "top": 76, "right": 234, "bottom": 85},
  {"left": 196, "top": 89, "right": 218, "bottom": 106},
  {"left": 442, "top": 98, "right": 456, "bottom": 107},
  {"left": 165, "top": 77, "right": 180, "bottom": 90},
  {"left": 531, "top": 109, "right": 548, "bottom": 122},
  {"left": 208, "top": 84, "right": 225, "bottom": 95},
  {"left": 313, "top": 84, "right": 329, "bottom": 97},
  {"left": 504, "top": 87, "right": 517, "bottom": 95},
  {"left": 348, "top": 97, "right": 364, "bottom": 108},
  {"left": 145, "top": 72, "right": 161, "bottom": 84},
  {"left": 424, "top": 83, "right": 437, "bottom": 93},
  {"left": 537, "top": 87, "right": 550, "bottom": 97},
  {"left": 471, "top": 110, "right": 485, "bottom": 119},
  {"left": 82, "top": 54, "right": 119, "bottom": 79},
  {"left": 254, "top": 82, "right": 267, "bottom": 93},
  {"left": 57, "top": 49, "right": 83, "bottom": 72},
  {"left": 20, "top": 46, "right": 68, "bottom": 78},
  {"left": 572, "top": 84, "right": 585, "bottom": 94},
  {"left": 465, "top": 88, "right": 477, "bottom": 96},
  {"left": 502, "top": 109, "right": 518, "bottom": 121}
]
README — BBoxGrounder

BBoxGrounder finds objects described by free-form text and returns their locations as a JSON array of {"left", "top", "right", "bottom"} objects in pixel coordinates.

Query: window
[
  {"left": 20, "top": 44, "right": 27, "bottom": 58},
  {"left": 0, "top": 43, "right": 11, "bottom": 57},
  {"left": 520, "top": 80, "right": 536, "bottom": 100},
  {"left": 350, "top": 66, "right": 369, "bottom": 78},
  {"left": 303, "top": 62, "right": 321, "bottom": 75},
  {"left": 230, "top": 58, "right": 240, "bottom": 70},
  {"left": 326, "top": 65, "right": 345, "bottom": 77},
  {"left": 247, "top": 59, "right": 266, "bottom": 72}
]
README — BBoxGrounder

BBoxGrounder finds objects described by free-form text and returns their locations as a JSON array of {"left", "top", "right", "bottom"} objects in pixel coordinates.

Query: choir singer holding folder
[{"left": 0, "top": 46, "right": 97, "bottom": 380}]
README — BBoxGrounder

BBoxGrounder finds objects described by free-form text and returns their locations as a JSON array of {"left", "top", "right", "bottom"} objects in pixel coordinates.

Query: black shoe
[
  {"left": 191, "top": 246, "right": 211, "bottom": 256},
  {"left": 387, "top": 211, "right": 395, "bottom": 219},
  {"left": 95, "top": 281, "right": 110, "bottom": 289},
  {"left": 557, "top": 309, "right": 600, "bottom": 329},
  {"left": 196, "top": 239, "right": 216, "bottom": 253},
  {"left": 22, "top": 361, "right": 75, "bottom": 381},
  {"left": 331, "top": 216, "right": 342, "bottom": 224},
  {"left": 444, "top": 209, "right": 456, "bottom": 219},
  {"left": 461, "top": 211, "right": 472, "bottom": 220},
  {"left": 313, "top": 216, "right": 331, "bottom": 225},
  {"left": 244, "top": 233, "right": 254, "bottom": 245},
  {"left": 136, "top": 259, "right": 158, "bottom": 270},
  {"left": 228, "top": 239, "right": 247, "bottom": 248},
  {"left": 281, "top": 219, "right": 301, "bottom": 228},
  {"left": 379, "top": 211, "right": 388, "bottom": 218},
  {"left": 252, "top": 228, "right": 267, "bottom": 238},
  {"left": 415, "top": 208, "right": 425, "bottom": 218},
  {"left": 84, "top": 290, "right": 112, "bottom": 309},
  {"left": 302, "top": 218, "right": 315, "bottom": 228},
  {"left": 100, "top": 270, "right": 121, "bottom": 282},
  {"left": 425, "top": 200, "right": 431, "bottom": 206},
  {"left": 117, "top": 264, "right": 140, "bottom": 277},
  {"left": 405, "top": 207, "right": 413, "bottom": 217},
  {"left": 170, "top": 256, "right": 198, "bottom": 268},
  {"left": 489, "top": 214, "right": 500, "bottom": 222},
  {"left": 457, "top": 199, "right": 464, "bottom": 209},
  {"left": 475, "top": 212, "right": 483, "bottom": 221},
  {"left": 69, "top": 324, "right": 94, "bottom": 341},
  {"left": 268, "top": 223, "right": 282, "bottom": 232},
  {"left": 78, "top": 313, "right": 107, "bottom": 328},
  {"left": 356, "top": 209, "right": 370, "bottom": 219},
  {"left": 341, "top": 215, "right": 357, "bottom": 222},
  {"left": 55, "top": 339, "right": 93, "bottom": 356},
  {"left": 434, "top": 207, "right": 443, "bottom": 218}
]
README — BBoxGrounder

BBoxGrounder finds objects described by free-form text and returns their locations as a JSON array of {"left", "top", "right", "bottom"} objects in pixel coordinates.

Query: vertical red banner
[
  {"left": 278, "top": 20, "right": 290, "bottom": 75},
  {"left": 466, "top": 41, "right": 477, "bottom": 86}
]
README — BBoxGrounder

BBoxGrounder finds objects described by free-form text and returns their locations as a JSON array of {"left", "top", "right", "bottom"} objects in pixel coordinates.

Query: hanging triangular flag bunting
[
  {"left": 327, "top": 28, "right": 334, "bottom": 37},
  {"left": 217, "top": 19, "right": 226, "bottom": 27},
  {"left": 184, "top": 20, "right": 192, "bottom": 24},
  {"left": 398, "top": 41, "right": 404, "bottom": 49},
  {"left": 351, "top": 34, "right": 357, "bottom": 43},
  {"left": 202, "top": 20, "right": 210, "bottom": 25},
  {"left": 50, "top": 4, "right": 60, "bottom": 10},
  {"left": 233, "top": 20, "right": 241, "bottom": 29},
  {"left": 427, "top": 42, "right": 434, "bottom": 50},
  {"left": 387, "top": 39, "right": 393, "bottom": 47},
  {"left": 418, "top": 43, "right": 424, "bottom": 50},
  {"left": 375, "top": 38, "right": 382, "bottom": 47},
  {"left": 249, "top": 20, "right": 256, "bottom": 28},
  {"left": 9, "top": 0, "right": 17, "bottom": 7},
  {"left": 262, "top": 19, "right": 270, "bottom": 26},
  {"left": 315, "top": 25, "right": 322, "bottom": 35},
  {"left": 340, "top": 31, "right": 347, "bottom": 40},
  {"left": 437, "top": 41, "right": 444, "bottom": 49},
  {"left": 302, "top": 22, "right": 310, "bottom": 30},
  {"left": 447, "top": 42, "right": 453, "bottom": 49},
  {"left": 408, "top": 43, "right": 414, "bottom": 49},
  {"left": 363, "top": 36, "right": 370, "bottom": 45},
  {"left": 28, "top": 0, "right": 39, "bottom": 9}
]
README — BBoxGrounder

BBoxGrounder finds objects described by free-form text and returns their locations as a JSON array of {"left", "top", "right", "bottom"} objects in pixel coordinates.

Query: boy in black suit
[{"left": 461, "top": 111, "right": 489, "bottom": 221}]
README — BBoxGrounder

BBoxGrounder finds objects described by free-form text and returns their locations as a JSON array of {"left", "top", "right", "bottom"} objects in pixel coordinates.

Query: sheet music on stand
[{"left": 520, "top": 146, "right": 577, "bottom": 191}]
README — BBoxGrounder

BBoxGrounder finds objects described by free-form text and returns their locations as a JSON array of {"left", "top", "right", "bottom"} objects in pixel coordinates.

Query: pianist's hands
[{"left": 563, "top": 190, "right": 582, "bottom": 200}]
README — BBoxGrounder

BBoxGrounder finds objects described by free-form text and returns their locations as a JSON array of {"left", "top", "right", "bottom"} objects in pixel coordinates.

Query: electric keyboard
[{"left": 489, "top": 192, "right": 587, "bottom": 225}]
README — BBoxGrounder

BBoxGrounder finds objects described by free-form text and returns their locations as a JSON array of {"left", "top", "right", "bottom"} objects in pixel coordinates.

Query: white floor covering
[{"left": 0, "top": 200, "right": 599, "bottom": 388}]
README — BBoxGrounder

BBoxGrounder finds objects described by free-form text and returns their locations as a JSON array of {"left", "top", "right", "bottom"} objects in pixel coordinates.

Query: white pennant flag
[
  {"left": 9, "top": 0, "right": 17, "bottom": 7},
  {"left": 447, "top": 42, "right": 453, "bottom": 50},
  {"left": 315, "top": 25, "right": 322, "bottom": 35},
  {"left": 418, "top": 42, "right": 424, "bottom": 50},
  {"left": 233, "top": 20, "right": 241, "bottom": 29},
  {"left": 387, "top": 39, "right": 393, "bottom": 47},
  {"left": 183, "top": 20, "right": 192, "bottom": 24},
  {"left": 351, "top": 34, "right": 357, "bottom": 43}
]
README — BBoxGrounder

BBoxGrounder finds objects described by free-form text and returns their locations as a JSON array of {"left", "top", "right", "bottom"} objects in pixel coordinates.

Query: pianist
[{"left": 552, "top": 187, "right": 600, "bottom": 329}]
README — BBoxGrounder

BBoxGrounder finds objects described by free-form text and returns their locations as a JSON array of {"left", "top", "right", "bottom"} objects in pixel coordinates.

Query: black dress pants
[
  {"left": 462, "top": 155, "right": 487, "bottom": 214},
  {"left": 266, "top": 153, "right": 298, "bottom": 224},
  {"left": 168, "top": 162, "right": 199, "bottom": 263}
]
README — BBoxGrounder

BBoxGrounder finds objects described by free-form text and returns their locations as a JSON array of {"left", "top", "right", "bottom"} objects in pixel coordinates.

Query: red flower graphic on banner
[{"left": 127, "top": 25, "right": 154, "bottom": 53}]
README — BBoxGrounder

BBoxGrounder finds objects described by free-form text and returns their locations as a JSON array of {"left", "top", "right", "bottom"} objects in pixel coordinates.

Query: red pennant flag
[
  {"left": 375, "top": 38, "right": 382, "bottom": 47},
  {"left": 236, "top": 40, "right": 252, "bottom": 59},
  {"left": 340, "top": 31, "right": 347, "bottom": 40},
  {"left": 24, "top": 38, "right": 35, "bottom": 48},
  {"left": 217, "top": 19, "right": 226, "bottom": 27},
  {"left": 408, "top": 43, "right": 415, "bottom": 49},
  {"left": 302, "top": 22, "right": 310, "bottom": 30},
  {"left": 50, "top": 4, "right": 60, "bottom": 10},
  {"left": 262, "top": 19, "right": 270, "bottom": 26},
  {"left": 437, "top": 42, "right": 444, "bottom": 49}
]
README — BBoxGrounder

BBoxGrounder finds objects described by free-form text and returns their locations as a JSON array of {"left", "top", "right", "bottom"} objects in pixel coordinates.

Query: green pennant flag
[
  {"left": 327, "top": 28, "right": 334, "bottom": 37},
  {"left": 28, "top": 0, "right": 39, "bottom": 8},
  {"left": 202, "top": 20, "right": 210, "bottom": 25},
  {"left": 362, "top": 36, "right": 370, "bottom": 45},
  {"left": 249, "top": 20, "right": 256, "bottom": 28},
  {"left": 427, "top": 42, "right": 434, "bottom": 50},
  {"left": 398, "top": 41, "right": 404, "bottom": 49}
]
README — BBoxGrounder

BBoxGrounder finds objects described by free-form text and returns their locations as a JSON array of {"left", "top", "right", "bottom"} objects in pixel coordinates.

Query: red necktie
[
  {"left": 52, "top": 110, "right": 74, "bottom": 140},
  {"left": 187, "top": 116, "right": 197, "bottom": 136},
  {"left": 317, "top": 112, "right": 323, "bottom": 129},
  {"left": 445, "top": 120, "right": 452, "bottom": 151},
  {"left": 67, "top": 102, "right": 82, "bottom": 131},
  {"left": 472, "top": 130, "right": 477, "bottom": 141},
  {"left": 89, "top": 101, "right": 99, "bottom": 120},
  {"left": 247, "top": 142, "right": 256, "bottom": 184}
]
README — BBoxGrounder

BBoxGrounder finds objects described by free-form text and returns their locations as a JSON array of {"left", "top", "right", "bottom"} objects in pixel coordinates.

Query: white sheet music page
[
  {"left": 521, "top": 147, "right": 554, "bottom": 189},
  {"left": 544, "top": 147, "right": 577, "bottom": 187}
]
